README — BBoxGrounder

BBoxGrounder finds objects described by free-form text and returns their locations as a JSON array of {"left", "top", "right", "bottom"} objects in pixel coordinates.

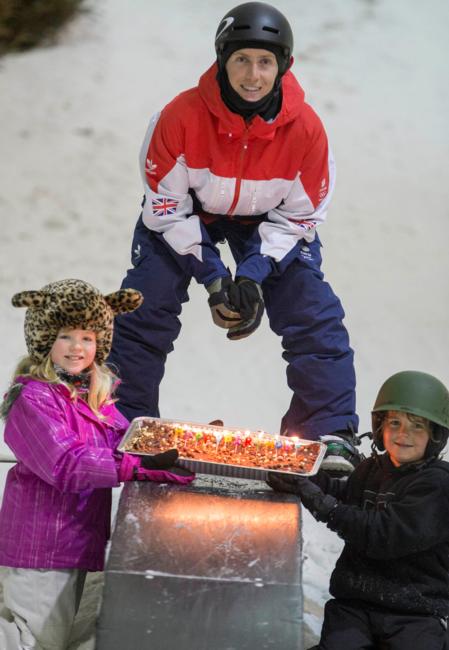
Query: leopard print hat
[{"left": 12, "top": 279, "right": 143, "bottom": 364}]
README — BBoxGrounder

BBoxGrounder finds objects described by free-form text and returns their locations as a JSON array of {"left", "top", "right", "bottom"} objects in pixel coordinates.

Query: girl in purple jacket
[{"left": 0, "top": 279, "right": 194, "bottom": 650}]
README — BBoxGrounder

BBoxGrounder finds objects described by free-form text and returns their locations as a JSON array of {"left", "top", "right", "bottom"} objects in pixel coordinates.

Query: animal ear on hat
[
  {"left": 11, "top": 290, "right": 46, "bottom": 309},
  {"left": 104, "top": 289, "right": 143, "bottom": 315}
]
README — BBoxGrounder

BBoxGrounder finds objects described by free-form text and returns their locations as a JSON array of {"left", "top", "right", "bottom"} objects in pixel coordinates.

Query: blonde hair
[{"left": 11, "top": 354, "right": 116, "bottom": 418}]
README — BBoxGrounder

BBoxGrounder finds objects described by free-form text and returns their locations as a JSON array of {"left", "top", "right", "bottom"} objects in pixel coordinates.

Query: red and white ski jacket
[{"left": 140, "top": 63, "right": 335, "bottom": 285}]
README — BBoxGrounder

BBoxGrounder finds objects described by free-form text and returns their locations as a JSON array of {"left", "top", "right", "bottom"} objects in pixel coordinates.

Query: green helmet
[{"left": 371, "top": 370, "right": 449, "bottom": 456}]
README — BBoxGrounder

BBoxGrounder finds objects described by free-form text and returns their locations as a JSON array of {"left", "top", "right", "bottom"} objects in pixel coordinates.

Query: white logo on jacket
[
  {"left": 145, "top": 158, "right": 158, "bottom": 176},
  {"left": 319, "top": 177, "right": 328, "bottom": 200}
]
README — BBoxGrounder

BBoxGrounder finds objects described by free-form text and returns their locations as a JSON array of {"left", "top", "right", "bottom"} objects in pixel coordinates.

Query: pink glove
[
  {"left": 135, "top": 466, "right": 195, "bottom": 485},
  {"left": 118, "top": 451, "right": 195, "bottom": 485}
]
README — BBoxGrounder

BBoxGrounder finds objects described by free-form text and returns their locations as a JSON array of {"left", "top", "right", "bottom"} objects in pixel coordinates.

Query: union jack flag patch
[{"left": 152, "top": 197, "right": 178, "bottom": 216}]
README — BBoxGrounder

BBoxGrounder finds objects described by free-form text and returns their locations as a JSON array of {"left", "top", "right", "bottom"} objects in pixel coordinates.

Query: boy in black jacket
[{"left": 268, "top": 370, "right": 449, "bottom": 650}]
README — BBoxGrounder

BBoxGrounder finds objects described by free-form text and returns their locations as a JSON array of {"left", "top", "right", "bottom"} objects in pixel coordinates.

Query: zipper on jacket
[{"left": 227, "top": 128, "right": 250, "bottom": 217}]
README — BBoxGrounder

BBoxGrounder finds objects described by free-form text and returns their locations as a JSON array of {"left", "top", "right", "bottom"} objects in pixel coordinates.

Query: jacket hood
[
  {"left": 198, "top": 63, "right": 306, "bottom": 140},
  {"left": 1, "top": 377, "right": 45, "bottom": 420},
  {"left": 0, "top": 377, "right": 66, "bottom": 420}
]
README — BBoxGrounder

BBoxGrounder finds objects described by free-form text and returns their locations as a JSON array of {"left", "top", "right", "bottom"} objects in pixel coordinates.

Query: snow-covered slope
[{"left": 1, "top": 0, "right": 448, "bottom": 646}]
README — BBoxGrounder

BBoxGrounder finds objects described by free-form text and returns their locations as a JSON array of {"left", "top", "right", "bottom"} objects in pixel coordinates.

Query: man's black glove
[
  {"left": 266, "top": 473, "right": 338, "bottom": 522},
  {"left": 140, "top": 449, "right": 193, "bottom": 478},
  {"left": 206, "top": 276, "right": 242, "bottom": 329},
  {"left": 227, "top": 277, "right": 264, "bottom": 341}
]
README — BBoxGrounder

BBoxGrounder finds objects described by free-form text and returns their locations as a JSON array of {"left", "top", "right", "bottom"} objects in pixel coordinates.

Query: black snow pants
[{"left": 314, "top": 598, "right": 447, "bottom": 650}]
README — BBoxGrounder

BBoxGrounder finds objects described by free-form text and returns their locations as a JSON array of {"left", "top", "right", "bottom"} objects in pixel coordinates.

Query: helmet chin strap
[{"left": 426, "top": 424, "right": 449, "bottom": 458}]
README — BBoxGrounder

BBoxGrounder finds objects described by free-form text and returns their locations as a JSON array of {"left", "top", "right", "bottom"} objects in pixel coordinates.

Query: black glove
[
  {"left": 227, "top": 277, "right": 264, "bottom": 341},
  {"left": 266, "top": 473, "right": 338, "bottom": 522},
  {"left": 140, "top": 449, "right": 193, "bottom": 478},
  {"left": 206, "top": 276, "right": 242, "bottom": 329}
]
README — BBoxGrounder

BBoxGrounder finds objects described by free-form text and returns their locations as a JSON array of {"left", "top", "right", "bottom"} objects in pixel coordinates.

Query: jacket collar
[
  {"left": 16, "top": 376, "right": 115, "bottom": 426},
  {"left": 197, "top": 63, "right": 306, "bottom": 141},
  {"left": 378, "top": 450, "right": 437, "bottom": 474},
  {"left": 53, "top": 382, "right": 118, "bottom": 425}
]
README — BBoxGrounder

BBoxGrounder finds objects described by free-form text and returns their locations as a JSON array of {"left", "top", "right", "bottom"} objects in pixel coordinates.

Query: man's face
[{"left": 225, "top": 48, "right": 278, "bottom": 102}]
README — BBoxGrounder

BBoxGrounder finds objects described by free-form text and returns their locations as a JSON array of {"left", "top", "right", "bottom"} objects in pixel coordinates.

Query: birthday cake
[{"left": 120, "top": 417, "right": 325, "bottom": 478}]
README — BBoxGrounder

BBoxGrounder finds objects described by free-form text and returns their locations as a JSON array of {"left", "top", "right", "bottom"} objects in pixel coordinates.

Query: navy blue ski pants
[{"left": 108, "top": 217, "right": 358, "bottom": 439}]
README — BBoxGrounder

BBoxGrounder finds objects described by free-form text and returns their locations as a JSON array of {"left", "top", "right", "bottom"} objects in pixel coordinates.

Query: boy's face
[{"left": 382, "top": 411, "right": 431, "bottom": 466}]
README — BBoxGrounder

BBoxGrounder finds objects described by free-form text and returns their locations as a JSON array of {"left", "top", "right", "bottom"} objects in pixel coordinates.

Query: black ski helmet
[
  {"left": 215, "top": 2, "right": 294, "bottom": 73},
  {"left": 371, "top": 370, "right": 449, "bottom": 458}
]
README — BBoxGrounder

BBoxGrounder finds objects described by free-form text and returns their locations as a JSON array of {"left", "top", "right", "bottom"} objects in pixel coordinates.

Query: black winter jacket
[{"left": 315, "top": 453, "right": 449, "bottom": 617}]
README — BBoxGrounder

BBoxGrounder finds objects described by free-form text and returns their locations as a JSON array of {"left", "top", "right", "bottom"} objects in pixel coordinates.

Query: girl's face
[
  {"left": 225, "top": 48, "right": 279, "bottom": 102},
  {"left": 50, "top": 328, "right": 96, "bottom": 375},
  {"left": 382, "top": 411, "right": 431, "bottom": 466}
]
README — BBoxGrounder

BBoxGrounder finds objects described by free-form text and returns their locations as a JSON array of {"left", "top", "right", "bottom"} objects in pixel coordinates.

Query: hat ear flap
[
  {"left": 104, "top": 289, "right": 143, "bottom": 315},
  {"left": 12, "top": 291, "right": 46, "bottom": 309}
]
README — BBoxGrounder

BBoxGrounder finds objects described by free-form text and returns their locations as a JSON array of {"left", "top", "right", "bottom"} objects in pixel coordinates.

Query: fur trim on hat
[{"left": 12, "top": 279, "right": 143, "bottom": 364}]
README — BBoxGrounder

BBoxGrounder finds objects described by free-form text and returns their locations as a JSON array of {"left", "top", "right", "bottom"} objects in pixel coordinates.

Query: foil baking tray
[{"left": 118, "top": 417, "right": 326, "bottom": 480}]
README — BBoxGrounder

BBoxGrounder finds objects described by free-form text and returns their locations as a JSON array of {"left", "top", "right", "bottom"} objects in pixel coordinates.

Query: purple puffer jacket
[{"left": 0, "top": 377, "right": 129, "bottom": 571}]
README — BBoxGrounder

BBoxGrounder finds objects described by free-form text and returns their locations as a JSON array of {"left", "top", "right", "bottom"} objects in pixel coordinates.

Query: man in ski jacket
[{"left": 108, "top": 2, "right": 361, "bottom": 473}]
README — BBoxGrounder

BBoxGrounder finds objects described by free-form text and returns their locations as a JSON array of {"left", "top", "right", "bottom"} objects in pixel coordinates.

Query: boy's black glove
[
  {"left": 266, "top": 473, "right": 338, "bottom": 522},
  {"left": 140, "top": 449, "right": 193, "bottom": 478},
  {"left": 227, "top": 277, "right": 264, "bottom": 340},
  {"left": 206, "top": 277, "right": 242, "bottom": 329}
]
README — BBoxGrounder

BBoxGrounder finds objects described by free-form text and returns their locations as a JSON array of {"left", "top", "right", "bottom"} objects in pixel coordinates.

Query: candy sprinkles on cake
[{"left": 123, "top": 418, "right": 323, "bottom": 475}]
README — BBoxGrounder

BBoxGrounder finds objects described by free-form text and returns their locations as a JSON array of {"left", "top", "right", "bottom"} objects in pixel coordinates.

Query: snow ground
[{"left": 0, "top": 0, "right": 448, "bottom": 647}]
